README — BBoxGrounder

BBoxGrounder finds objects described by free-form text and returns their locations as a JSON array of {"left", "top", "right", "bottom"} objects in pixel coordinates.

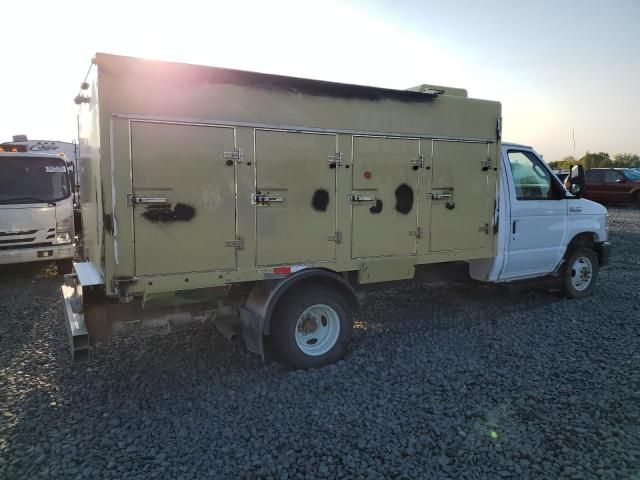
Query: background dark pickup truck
[{"left": 584, "top": 168, "right": 640, "bottom": 206}]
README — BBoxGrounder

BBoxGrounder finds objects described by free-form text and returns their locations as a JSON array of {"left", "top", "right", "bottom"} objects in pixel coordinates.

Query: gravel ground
[{"left": 1, "top": 207, "right": 639, "bottom": 479}]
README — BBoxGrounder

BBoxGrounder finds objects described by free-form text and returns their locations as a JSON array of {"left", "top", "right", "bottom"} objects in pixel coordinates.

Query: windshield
[
  {"left": 623, "top": 169, "right": 640, "bottom": 181},
  {"left": 0, "top": 156, "right": 70, "bottom": 204}
]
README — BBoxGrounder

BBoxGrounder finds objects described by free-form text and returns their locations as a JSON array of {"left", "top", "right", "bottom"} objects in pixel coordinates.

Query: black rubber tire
[
  {"left": 562, "top": 248, "right": 599, "bottom": 299},
  {"left": 270, "top": 286, "right": 353, "bottom": 369},
  {"left": 56, "top": 259, "right": 73, "bottom": 275},
  {"left": 632, "top": 192, "right": 640, "bottom": 209}
]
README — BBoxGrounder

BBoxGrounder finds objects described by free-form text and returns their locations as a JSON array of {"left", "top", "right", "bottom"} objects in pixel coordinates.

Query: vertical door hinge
[
  {"left": 224, "top": 147, "right": 244, "bottom": 164},
  {"left": 481, "top": 158, "right": 494, "bottom": 171},
  {"left": 496, "top": 116, "right": 502, "bottom": 140},
  {"left": 225, "top": 237, "right": 245, "bottom": 250},
  {"left": 327, "top": 152, "right": 343, "bottom": 167},
  {"left": 411, "top": 154, "right": 424, "bottom": 169},
  {"left": 409, "top": 227, "right": 423, "bottom": 239},
  {"left": 479, "top": 223, "right": 490, "bottom": 234},
  {"left": 327, "top": 231, "right": 342, "bottom": 244}
]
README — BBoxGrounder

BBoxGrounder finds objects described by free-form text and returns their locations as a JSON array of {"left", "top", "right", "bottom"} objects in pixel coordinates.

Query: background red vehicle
[{"left": 584, "top": 168, "right": 640, "bottom": 206}]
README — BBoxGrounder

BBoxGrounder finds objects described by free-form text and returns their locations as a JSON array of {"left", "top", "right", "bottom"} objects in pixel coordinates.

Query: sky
[{"left": 1, "top": 0, "right": 638, "bottom": 162}]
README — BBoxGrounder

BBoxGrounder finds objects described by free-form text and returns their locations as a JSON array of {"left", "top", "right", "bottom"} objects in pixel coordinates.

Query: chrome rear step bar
[{"left": 61, "top": 284, "right": 90, "bottom": 362}]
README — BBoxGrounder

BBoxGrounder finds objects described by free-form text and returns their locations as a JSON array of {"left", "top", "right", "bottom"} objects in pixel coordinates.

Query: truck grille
[
  {"left": 0, "top": 238, "right": 36, "bottom": 245},
  {"left": 0, "top": 242, "right": 53, "bottom": 251},
  {"left": 0, "top": 228, "right": 55, "bottom": 249},
  {"left": 0, "top": 230, "right": 37, "bottom": 236}
]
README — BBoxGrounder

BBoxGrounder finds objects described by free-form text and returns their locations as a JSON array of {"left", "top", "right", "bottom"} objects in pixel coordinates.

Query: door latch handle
[
  {"left": 429, "top": 192, "right": 452, "bottom": 200},
  {"left": 512, "top": 220, "right": 519, "bottom": 234},
  {"left": 251, "top": 193, "right": 284, "bottom": 205},
  {"left": 348, "top": 193, "right": 376, "bottom": 204},
  {"left": 127, "top": 194, "right": 169, "bottom": 206}
]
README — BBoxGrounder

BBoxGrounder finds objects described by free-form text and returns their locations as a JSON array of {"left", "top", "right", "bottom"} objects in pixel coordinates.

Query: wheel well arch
[
  {"left": 244, "top": 268, "right": 359, "bottom": 335},
  {"left": 565, "top": 232, "right": 597, "bottom": 257}
]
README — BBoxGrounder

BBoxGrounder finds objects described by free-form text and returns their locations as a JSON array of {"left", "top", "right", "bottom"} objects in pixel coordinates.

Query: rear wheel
[
  {"left": 271, "top": 286, "right": 353, "bottom": 369},
  {"left": 632, "top": 192, "right": 640, "bottom": 208},
  {"left": 562, "top": 248, "right": 598, "bottom": 299}
]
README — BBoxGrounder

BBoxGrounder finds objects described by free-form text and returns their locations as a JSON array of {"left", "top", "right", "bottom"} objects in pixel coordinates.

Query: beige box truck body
[{"left": 66, "top": 53, "right": 502, "bottom": 366}]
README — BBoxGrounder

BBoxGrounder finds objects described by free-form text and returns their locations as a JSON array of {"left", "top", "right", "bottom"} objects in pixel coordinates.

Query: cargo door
[
  {"left": 130, "top": 122, "right": 237, "bottom": 276},
  {"left": 429, "top": 141, "right": 493, "bottom": 252},
  {"left": 255, "top": 130, "right": 337, "bottom": 266},
  {"left": 351, "top": 137, "right": 420, "bottom": 258}
]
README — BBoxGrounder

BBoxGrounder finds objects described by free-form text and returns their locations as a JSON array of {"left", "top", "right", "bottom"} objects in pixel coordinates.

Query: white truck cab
[
  {"left": 0, "top": 145, "right": 75, "bottom": 272},
  {"left": 470, "top": 142, "right": 610, "bottom": 297}
]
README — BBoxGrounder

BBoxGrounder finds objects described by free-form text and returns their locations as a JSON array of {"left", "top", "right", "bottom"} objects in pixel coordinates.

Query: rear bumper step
[{"left": 61, "top": 284, "right": 90, "bottom": 362}]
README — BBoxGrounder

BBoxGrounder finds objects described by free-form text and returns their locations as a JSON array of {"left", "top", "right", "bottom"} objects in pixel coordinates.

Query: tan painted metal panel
[
  {"left": 429, "top": 141, "right": 493, "bottom": 252},
  {"left": 82, "top": 54, "right": 502, "bottom": 295},
  {"left": 255, "top": 130, "right": 337, "bottom": 265},
  {"left": 96, "top": 53, "right": 500, "bottom": 144},
  {"left": 131, "top": 122, "right": 237, "bottom": 276},
  {"left": 358, "top": 257, "right": 416, "bottom": 284},
  {"left": 234, "top": 127, "right": 258, "bottom": 270},
  {"left": 107, "top": 118, "right": 135, "bottom": 279},
  {"left": 416, "top": 139, "right": 433, "bottom": 255},
  {"left": 77, "top": 66, "right": 103, "bottom": 275},
  {"left": 351, "top": 137, "right": 420, "bottom": 258}
]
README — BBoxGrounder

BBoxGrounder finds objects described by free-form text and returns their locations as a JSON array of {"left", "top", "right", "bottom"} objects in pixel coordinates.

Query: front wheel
[
  {"left": 562, "top": 248, "right": 599, "bottom": 299},
  {"left": 270, "top": 286, "right": 353, "bottom": 369}
]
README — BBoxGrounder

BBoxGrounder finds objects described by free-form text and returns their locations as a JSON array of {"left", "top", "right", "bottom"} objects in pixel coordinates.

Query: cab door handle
[{"left": 512, "top": 220, "right": 519, "bottom": 234}]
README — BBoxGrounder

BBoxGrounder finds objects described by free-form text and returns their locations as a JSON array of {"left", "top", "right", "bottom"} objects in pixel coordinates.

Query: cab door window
[{"left": 507, "top": 150, "right": 555, "bottom": 200}]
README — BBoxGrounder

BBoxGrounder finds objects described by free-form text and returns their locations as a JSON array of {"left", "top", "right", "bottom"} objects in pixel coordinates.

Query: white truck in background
[
  {"left": 4, "top": 136, "right": 82, "bottom": 233},
  {"left": 0, "top": 139, "right": 75, "bottom": 272},
  {"left": 4, "top": 135, "right": 79, "bottom": 190}
]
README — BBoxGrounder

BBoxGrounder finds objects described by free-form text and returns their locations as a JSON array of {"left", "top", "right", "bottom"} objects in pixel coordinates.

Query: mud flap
[{"left": 239, "top": 306, "right": 265, "bottom": 360}]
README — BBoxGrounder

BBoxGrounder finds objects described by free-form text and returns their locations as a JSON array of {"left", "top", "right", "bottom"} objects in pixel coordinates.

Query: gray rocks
[{"left": 1, "top": 207, "right": 640, "bottom": 479}]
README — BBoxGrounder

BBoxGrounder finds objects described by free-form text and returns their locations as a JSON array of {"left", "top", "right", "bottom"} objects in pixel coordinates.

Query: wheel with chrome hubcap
[
  {"left": 295, "top": 304, "right": 341, "bottom": 356},
  {"left": 562, "top": 248, "right": 599, "bottom": 299},
  {"left": 271, "top": 286, "right": 353, "bottom": 369}
]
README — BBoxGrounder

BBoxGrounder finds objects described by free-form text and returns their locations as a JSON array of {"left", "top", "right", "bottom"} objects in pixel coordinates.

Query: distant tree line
[{"left": 548, "top": 152, "right": 640, "bottom": 170}]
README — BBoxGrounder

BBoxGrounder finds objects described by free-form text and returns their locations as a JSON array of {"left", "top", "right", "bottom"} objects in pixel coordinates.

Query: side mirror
[{"left": 569, "top": 164, "right": 586, "bottom": 197}]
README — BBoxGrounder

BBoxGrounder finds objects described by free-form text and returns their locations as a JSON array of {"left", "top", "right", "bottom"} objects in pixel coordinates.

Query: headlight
[{"left": 56, "top": 216, "right": 74, "bottom": 244}]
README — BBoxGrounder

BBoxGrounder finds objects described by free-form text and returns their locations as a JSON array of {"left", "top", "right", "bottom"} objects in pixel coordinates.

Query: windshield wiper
[{"left": 0, "top": 196, "right": 56, "bottom": 205}]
